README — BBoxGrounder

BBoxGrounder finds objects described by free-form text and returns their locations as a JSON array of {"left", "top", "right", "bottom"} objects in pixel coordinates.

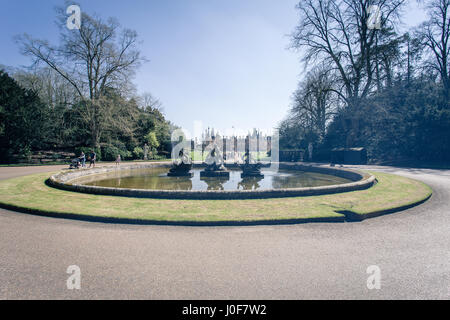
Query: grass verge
[{"left": 0, "top": 171, "right": 432, "bottom": 225}]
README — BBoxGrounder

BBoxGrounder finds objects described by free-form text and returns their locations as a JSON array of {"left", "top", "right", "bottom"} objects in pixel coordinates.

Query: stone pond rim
[{"left": 47, "top": 162, "right": 376, "bottom": 200}]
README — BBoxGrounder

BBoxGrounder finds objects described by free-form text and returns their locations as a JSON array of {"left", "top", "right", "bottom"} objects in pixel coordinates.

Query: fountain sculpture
[
  {"left": 240, "top": 136, "right": 264, "bottom": 178},
  {"left": 200, "top": 136, "right": 230, "bottom": 178},
  {"left": 168, "top": 148, "right": 193, "bottom": 177}
]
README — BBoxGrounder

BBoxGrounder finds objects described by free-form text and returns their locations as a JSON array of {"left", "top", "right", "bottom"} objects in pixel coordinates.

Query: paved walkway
[{"left": 0, "top": 164, "right": 449, "bottom": 299}]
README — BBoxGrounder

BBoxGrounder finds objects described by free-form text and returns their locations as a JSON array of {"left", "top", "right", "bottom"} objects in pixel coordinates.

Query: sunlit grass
[{"left": 0, "top": 171, "right": 432, "bottom": 223}]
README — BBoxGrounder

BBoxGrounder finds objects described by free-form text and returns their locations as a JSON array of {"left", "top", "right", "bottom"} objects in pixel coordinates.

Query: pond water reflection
[{"left": 76, "top": 167, "right": 352, "bottom": 191}]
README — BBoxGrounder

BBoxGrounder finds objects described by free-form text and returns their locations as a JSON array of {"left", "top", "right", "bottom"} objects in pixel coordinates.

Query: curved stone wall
[{"left": 47, "top": 162, "right": 376, "bottom": 200}]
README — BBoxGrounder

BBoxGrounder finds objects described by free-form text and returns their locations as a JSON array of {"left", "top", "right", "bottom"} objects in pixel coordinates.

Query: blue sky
[{"left": 0, "top": 0, "right": 428, "bottom": 137}]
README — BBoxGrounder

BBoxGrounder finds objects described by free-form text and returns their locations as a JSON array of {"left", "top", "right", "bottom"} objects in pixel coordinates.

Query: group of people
[
  {"left": 75, "top": 150, "right": 96, "bottom": 168},
  {"left": 72, "top": 150, "right": 123, "bottom": 169}
]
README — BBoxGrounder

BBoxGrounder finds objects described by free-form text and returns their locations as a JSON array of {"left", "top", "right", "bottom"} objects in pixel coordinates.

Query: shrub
[
  {"left": 101, "top": 144, "right": 131, "bottom": 161},
  {"left": 51, "top": 153, "right": 60, "bottom": 161},
  {"left": 17, "top": 144, "right": 32, "bottom": 162},
  {"left": 145, "top": 131, "right": 160, "bottom": 150},
  {"left": 133, "top": 146, "right": 144, "bottom": 159}
]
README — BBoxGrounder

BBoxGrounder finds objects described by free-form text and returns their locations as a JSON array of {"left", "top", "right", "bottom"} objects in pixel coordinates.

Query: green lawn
[{"left": 0, "top": 171, "right": 432, "bottom": 224}]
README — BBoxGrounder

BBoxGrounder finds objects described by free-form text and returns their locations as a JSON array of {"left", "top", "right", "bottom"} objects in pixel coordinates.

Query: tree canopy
[
  {"left": 281, "top": 0, "right": 450, "bottom": 164},
  {"left": 1, "top": 6, "right": 173, "bottom": 163}
]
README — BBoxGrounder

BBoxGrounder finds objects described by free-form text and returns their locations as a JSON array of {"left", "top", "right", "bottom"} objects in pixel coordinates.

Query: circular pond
[
  {"left": 48, "top": 163, "right": 376, "bottom": 199},
  {"left": 73, "top": 167, "right": 352, "bottom": 191}
]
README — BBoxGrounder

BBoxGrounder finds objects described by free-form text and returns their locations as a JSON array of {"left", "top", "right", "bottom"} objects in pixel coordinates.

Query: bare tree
[
  {"left": 372, "top": 28, "right": 404, "bottom": 90},
  {"left": 139, "top": 92, "right": 164, "bottom": 113},
  {"left": 417, "top": 0, "right": 450, "bottom": 98},
  {"left": 12, "top": 67, "right": 81, "bottom": 147},
  {"left": 291, "top": 0, "right": 405, "bottom": 107},
  {"left": 402, "top": 32, "right": 425, "bottom": 84},
  {"left": 291, "top": 0, "right": 405, "bottom": 147},
  {"left": 291, "top": 67, "right": 338, "bottom": 141},
  {"left": 13, "top": 67, "right": 78, "bottom": 109},
  {"left": 16, "top": 4, "right": 145, "bottom": 147}
]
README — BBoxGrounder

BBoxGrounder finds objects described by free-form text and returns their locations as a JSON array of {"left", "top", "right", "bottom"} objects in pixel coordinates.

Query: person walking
[
  {"left": 89, "top": 150, "right": 96, "bottom": 168},
  {"left": 80, "top": 152, "right": 86, "bottom": 168},
  {"left": 115, "top": 154, "right": 121, "bottom": 166}
]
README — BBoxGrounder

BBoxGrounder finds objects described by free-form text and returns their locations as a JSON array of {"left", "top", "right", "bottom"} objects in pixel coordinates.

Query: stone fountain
[
  {"left": 168, "top": 148, "right": 193, "bottom": 177},
  {"left": 200, "top": 136, "right": 230, "bottom": 178},
  {"left": 240, "top": 136, "right": 264, "bottom": 178}
]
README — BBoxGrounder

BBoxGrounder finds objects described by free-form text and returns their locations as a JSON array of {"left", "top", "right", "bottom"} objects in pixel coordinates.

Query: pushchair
[{"left": 69, "top": 158, "right": 81, "bottom": 169}]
